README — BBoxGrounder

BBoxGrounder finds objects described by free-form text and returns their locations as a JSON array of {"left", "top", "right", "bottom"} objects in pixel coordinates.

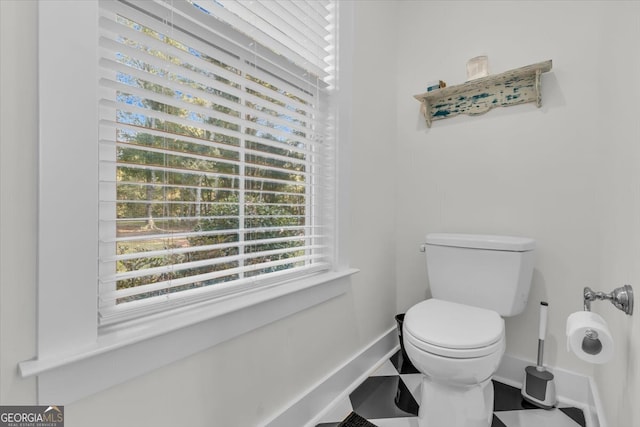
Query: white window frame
[{"left": 19, "top": 0, "right": 356, "bottom": 405}]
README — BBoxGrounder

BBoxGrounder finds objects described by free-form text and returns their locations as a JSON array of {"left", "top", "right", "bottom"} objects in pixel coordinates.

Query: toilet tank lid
[{"left": 425, "top": 233, "right": 535, "bottom": 252}]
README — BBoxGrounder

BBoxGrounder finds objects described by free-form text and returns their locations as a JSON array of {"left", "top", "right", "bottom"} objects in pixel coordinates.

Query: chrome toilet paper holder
[{"left": 583, "top": 285, "right": 634, "bottom": 315}]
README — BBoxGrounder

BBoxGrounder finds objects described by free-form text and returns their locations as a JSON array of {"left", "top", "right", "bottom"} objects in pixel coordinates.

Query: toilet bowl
[{"left": 404, "top": 299, "right": 506, "bottom": 427}]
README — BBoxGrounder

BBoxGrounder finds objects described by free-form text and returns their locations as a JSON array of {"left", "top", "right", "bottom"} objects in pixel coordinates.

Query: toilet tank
[{"left": 425, "top": 233, "right": 536, "bottom": 317}]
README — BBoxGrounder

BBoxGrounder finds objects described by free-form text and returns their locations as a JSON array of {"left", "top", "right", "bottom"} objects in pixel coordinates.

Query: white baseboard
[
  {"left": 260, "top": 326, "right": 399, "bottom": 427},
  {"left": 494, "top": 353, "right": 604, "bottom": 427}
]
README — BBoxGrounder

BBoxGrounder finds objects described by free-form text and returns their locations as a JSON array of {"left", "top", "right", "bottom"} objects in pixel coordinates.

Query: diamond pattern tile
[{"left": 315, "top": 350, "right": 586, "bottom": 427}]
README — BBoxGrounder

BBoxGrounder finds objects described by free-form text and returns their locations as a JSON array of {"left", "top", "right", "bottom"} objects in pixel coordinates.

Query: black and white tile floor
[{"left": 315, "top": 351, "right": 586, "bottom": 427}]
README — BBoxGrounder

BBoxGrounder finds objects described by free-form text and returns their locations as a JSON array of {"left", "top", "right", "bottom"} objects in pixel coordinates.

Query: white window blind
[{"left": 98, "top": 0, "right": 337, "bottom": 325}]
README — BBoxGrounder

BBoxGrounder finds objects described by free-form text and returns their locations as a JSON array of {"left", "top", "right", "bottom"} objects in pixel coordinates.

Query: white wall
[
  {"left": 347, "top": 1, "right": 398, "bottom": 340},
  {"left": 0, "top": 0, "right": 39, "bottom": 406},
  {"left": 593, "top": 3, "right": 640, "bottom": 425},
  {"left": 394, "top": 1, "right": 640, "bottom": 425},
  {"left": 0, "top": 1, "right": 398, "bottom": 426}
]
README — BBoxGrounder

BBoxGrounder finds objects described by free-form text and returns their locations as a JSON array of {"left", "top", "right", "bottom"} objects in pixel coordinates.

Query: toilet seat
[{"left": 404, "top": 299, "right": 504, "bottom": 359}]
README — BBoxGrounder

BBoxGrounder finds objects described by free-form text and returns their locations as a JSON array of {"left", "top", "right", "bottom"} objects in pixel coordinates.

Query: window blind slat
[
  {"left": 111, "top": 140, "right": 241, "bottom": 170},
  {"left": 189, "top": 0, "right": 328, "bottom": 78},
  {"left": 269, "top": 0, "right": 331, "bottom": 43},
  {"left": 99, "top": 19, "right": 323, "bottom": 117},
  {"left": 101, "top": 243, "right": 326, "bottom": 285},
  {"left": 256, "top": 1, "right": 328, "bottom": 49},
  {"left": 99, "top": 98, "right": 245, "bottom": 144},
  {"left": 304, "top": 0, "right": 333, "bottom": 24},
  {"left": 98, "top": 263, "right": 332, "bottom": 323},
  {"left": 101, "top": 224, "right": 323, "bottom": 244},
  {"left": 274, "top": 0, "right": 331, "bottom": 40},
  {"left": 99, "top": 158, "right": 331, "bottom": 188},
  {"left": 98, "top": 56, "right": 245, "bottom": 123},
  {"left": 100, "top": 157, "right": 240, "bottom": 183},
  {"left": 103, "top": 210, "right": 325, "bottom": 223},
  {"left": 102, "top": 56, "right": 323, "bottom": 142},
  {"left": 97, "top": 34, "right": 250, "bottom": 107},
  {"left": 215, "top": 1, "right": 328, "bottom": 72},
  {"left": 103, "top": 0, "right": 327, "bottom": 90},
  {"left": 99, "top": 253, "right": 328, "bottom": 301},
  {"left": 100, "top": 73, "right": 242, "bottom": 134},
  {"left": 101, "top": 234, "right": 322, "bottom": 263},
  {"left": 98, "top": 26, "right": 249, "bottom": 104},
  {"left": 100, "top": 93, "right": 315, "bottom": 159},
  {"left": 97, "top": 16, "right": 247, "bottom": 91},
  {"left": 100, "top": 181, "right": 306, "bottom": 202},
  {"left": 101, "top": 77, "right": 320, "bottom": 150},
  {"left": 165, "top": 0, "right": 330, "bottom": 81},
  {"left": 102, "top": 141, "right": 317, "bottom": 181},
  {"left": 99, "top": 121, "right": 242, "bottom": 158},
  {"left": 109, "top": 213, "right": 312, "bottom": 225},
  {"left": 98, "top": 59, "right": 321, "bottom": 136},
  {"left": 97, "top": 17, "right": 245, "bottom": 89}
]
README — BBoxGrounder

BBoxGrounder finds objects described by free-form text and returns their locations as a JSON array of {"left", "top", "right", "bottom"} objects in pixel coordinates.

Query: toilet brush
[{"left": 521, "top": 301, "right": 557, "bottom": 409}]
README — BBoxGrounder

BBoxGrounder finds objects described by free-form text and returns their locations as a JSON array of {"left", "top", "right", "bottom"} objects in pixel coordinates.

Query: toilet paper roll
[{"left": 566, "top": 311, "right": 614, "bottom": 364}]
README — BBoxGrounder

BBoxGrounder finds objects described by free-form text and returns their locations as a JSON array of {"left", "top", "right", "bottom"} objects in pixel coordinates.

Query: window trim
[{"left": 20, "top": 0, "right": 355, "bottom": 405}]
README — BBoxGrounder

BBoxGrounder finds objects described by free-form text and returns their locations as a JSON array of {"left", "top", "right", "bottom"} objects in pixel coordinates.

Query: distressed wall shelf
[{"left": 414, "top": 60, "right": 552, "bottom": 127}]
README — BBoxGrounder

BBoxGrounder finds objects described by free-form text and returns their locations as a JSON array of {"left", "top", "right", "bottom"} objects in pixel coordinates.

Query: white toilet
[{"left": 403, "top": 233, "right": 535, "bottom": 427}]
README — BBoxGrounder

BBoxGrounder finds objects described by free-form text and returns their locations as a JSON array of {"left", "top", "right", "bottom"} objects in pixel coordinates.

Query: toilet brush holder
[{"left": 522, "top": 301, "right": 557, "bottom": 409}]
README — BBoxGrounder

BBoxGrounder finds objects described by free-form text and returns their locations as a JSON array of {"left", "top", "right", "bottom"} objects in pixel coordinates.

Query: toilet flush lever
[{"left": 419, "top": 244, "right": 427, "bottom": 253}]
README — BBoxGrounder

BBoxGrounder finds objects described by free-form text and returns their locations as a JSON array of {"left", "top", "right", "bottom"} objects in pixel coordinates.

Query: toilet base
[{"left": 418, "top": 376, "right": 493, "bottom": 427}]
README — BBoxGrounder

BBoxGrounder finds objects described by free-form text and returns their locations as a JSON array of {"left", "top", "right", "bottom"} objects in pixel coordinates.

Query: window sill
[{"left": 19, "top": 268, "right": 358, "bottom": 404}]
